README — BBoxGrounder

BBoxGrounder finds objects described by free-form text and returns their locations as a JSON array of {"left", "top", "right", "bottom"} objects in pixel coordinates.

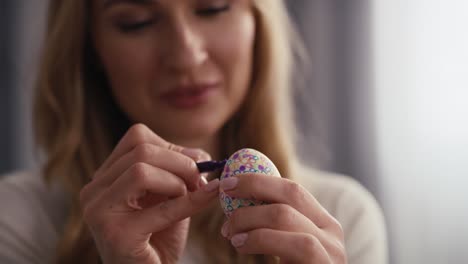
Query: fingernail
[
  {"left": 231, "top": 233, "right": 248, "bottom": 248},
  {"left": 201, "top": 175, "right": 208, "bottom": 185},
  {"left": 220, "top": 177, "right": 238, "bottom": 191},
  {"left": 197, "top": 172, "right": 210, "bottom": 188},
  {"left": 181, "top": 148, "right": 204, "bottom": 161},
  {"left": 203, "top": 178, "right": 220, "bottom": 192},
  {"left": 221, "top": 221, "right": 230, "bottom": 238}
]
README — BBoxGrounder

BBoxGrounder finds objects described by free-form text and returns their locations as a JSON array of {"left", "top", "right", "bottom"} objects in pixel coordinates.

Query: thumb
[
  {"left": 135, "top": 178, "right": 220, "bottom": 234},
  {"left": 181, "top": 147, "right": 212, "bottom": 188}
]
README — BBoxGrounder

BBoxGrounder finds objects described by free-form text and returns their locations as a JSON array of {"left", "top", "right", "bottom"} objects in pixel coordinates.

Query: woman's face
[{"left": 91, "top": 0, "right": 255, "bottom": 145}]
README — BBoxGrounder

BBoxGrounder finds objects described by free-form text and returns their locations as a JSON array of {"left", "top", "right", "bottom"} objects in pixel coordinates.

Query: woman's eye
[
  {"left": 117, "top": 20, "right": 154, "bottom": 33},
  {"left": 197, "top": 4, "right": 231, "bottom": 16}
]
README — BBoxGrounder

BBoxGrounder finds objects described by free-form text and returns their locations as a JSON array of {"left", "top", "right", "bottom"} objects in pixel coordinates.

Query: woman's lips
[{"left": 160, "top": 84, "right": 219, "bottom": 109}]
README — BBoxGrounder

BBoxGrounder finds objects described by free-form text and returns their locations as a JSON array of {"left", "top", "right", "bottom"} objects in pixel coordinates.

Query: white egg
[{"left": 219, "top": 148, "right": 280, "bottom": 217}]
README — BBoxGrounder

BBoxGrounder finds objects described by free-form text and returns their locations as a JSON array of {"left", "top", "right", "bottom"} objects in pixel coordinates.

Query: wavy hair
[{"left": 34, "top": 0, "right": 304, "bottom": 263}]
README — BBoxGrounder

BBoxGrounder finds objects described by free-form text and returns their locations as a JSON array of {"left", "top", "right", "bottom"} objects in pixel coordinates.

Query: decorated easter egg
[{"left": 219, "top": 148, "right": 281, "bottom": 217}]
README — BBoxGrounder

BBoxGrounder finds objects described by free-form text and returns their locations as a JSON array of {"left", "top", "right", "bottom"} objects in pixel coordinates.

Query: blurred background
[{"left": 1, "top": 1, "right": 467, "bottom": 263}]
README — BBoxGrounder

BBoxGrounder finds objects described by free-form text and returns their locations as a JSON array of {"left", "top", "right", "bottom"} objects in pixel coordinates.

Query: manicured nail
[
  {"left": 221, "top": 221, "right": 230, "bottom": 238},
  {"left": 231, "top": 233, "right": 248, "bottom": 248},
  {"left": 203, "top": 178, "right": 220, "bottom": 192},
  {"left": 198, "top": 175, "right": 208, "bottom": 188},
  {"left": 201, "top": 175, "right": 208, "bottom": 184},
  {"left": 220, "top": 177, "right": 238, "bottom": 191}
]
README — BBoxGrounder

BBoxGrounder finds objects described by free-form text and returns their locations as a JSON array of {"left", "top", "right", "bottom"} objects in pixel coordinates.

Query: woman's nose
[{"left": 162, "top": 20, "right": 208, "bottom": 72}]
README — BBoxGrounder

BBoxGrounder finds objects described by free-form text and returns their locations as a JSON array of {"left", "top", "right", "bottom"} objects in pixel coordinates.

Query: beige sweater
[{"left": 0, "top": 165, "right": 387, "bottom": 264}]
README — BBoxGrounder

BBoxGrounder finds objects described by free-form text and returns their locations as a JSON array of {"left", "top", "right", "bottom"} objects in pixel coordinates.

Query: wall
[{"left": 373, "top": 0, "right": 468, "bottom": 263}]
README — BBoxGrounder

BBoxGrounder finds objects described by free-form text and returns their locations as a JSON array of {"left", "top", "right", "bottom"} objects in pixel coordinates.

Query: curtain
[{"left": 0, "top": 1, "right": 17, "bottom": 174}]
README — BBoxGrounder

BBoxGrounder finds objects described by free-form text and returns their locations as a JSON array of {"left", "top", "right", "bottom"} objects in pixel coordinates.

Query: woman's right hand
[{"left": 79, "top": 124, "right": 220, "bottom": 264}]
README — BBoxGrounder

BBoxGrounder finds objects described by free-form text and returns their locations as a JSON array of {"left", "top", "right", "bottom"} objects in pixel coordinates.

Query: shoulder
[
  {"left": 293, "top": 162, "right": 388, "bottom": 264},
  {"left": 0, "top": 171, "right": 69, "bottom": 226},
  {"left": 0, "top": 171, "right": 69, "bottom": 263}
]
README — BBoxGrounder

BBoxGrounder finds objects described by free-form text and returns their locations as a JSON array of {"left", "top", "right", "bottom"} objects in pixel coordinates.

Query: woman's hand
[
  {"left": 79, "top": 124, "right": 220, "bottom": 264},
  {"left": 220, "top": 174, "right": 347, "bottom": 264}
]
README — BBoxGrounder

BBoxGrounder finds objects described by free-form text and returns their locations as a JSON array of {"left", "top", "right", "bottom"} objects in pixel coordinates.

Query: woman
[{"left": 0, "top": 0, "right": 387, "bottom": 263}]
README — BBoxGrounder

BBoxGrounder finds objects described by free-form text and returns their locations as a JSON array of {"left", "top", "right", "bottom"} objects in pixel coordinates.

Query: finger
[
  {"left": 230, "top": 229, "right": 332, "bottom": 263},
  {"left": 91, "top": 143, "right": 202, "bottom": 194},
  {"left": 225, "top": 204, "right": 320, "bottom": 239},
  {"left": 221, "top": 174, "right": 334, "bottom": 228},
  {"left": 133, "top": 179, "right": 220, "bottom": 234},
  {"left": 181, "top": 147, "right": 212, "bottom": 163},
  {"left": 95, "top": 123, "right": 206, "bottom": 178},
  {"left": 191, "top": 150, "right": 211, "bottom": 186},
  {"left": 225, "top": 204, "right": 344, "bottom": 258},
  {"left": 105, "top": 162, "right": 188, "bottom": 211},
  {"left": 94, "top": 124, "right": 170, "bottom": 175}
]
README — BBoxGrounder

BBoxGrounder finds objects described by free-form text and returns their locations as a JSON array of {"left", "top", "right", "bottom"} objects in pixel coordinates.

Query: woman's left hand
[{"left": 220, "top": 174, "right": 347, "bottom": 264}]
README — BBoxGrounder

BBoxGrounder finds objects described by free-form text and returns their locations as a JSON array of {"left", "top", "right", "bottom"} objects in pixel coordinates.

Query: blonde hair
[{"left": 35, "top": 0, "right": 304, "bottom": 263}]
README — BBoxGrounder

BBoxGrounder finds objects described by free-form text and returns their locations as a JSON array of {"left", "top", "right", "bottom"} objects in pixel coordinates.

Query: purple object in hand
[{"left": 196, "top": 160, "right": 227, "bottom": 173}]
